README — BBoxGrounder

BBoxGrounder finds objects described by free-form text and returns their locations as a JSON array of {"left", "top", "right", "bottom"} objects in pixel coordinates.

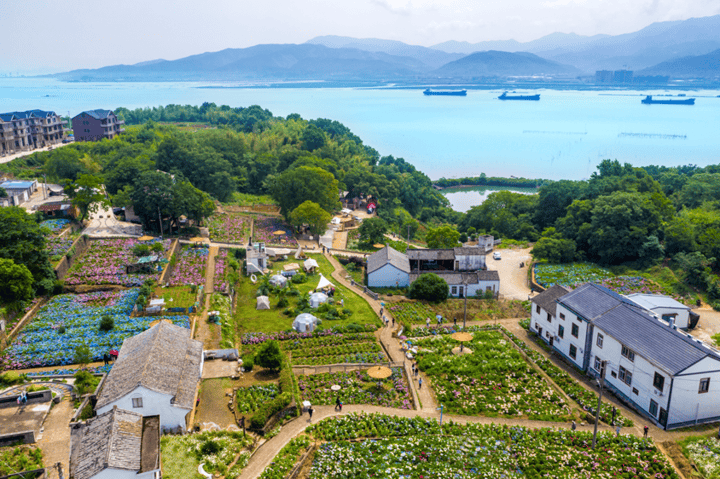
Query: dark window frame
[
  {"left": 558, "top": 325, "right": 564, "bottom": 339},
  {"left": 653, "top": 372, "right": 665, "bottom": 391},
  {"left": 621, "top": 345, "right": 635, "bottom": 362},
  {"left": 596, "top": 333, "right": 604, "bottom": 348},
  {"left": 649, "top": 399, "right": 658, "bottom": 417},
  {"left": 699, "top": 378, "right": 710, "bottom": 394},
  {"left": 571, "top": 323, "right": 579, "bottom": 338},
  {"left": 569, "top": 344, "right": 577, "bottom": 359}
]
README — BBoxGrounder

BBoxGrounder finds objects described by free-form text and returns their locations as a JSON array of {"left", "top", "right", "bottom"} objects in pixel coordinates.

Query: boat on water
[
  {"left": 498, "top": 91, "right": 540, "bottom": 101},
  {"left": 423, "top": 89, "right": 467, "bottom": 96},
  {"left": 641, "top": 95, "right": 695, "bottom": 105}
]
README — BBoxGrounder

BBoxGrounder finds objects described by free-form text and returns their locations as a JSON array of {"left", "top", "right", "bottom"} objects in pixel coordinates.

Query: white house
[
  {"left": 366, "top": 246, "right": 410, "bottom": 288},
  {"left": 530, "top": 285, "right": 570, "bottom": 346},
  {"left": 246, "top": 243, "right": 268, "bottom": 275},
  {"left": 453, "top": 247, "right": 487, "bottom": 271},
  {"left": 625, "top": 293, "right": 696, "bottom": 329},
  {"left": 70, "top": 407, "right": 161, "bottom": 479},
  {"left": 95, "top": 322, "right": 203, "bottom": 432}
]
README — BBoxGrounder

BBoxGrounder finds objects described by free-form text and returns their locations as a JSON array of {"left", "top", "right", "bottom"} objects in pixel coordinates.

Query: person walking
[
  {"left": 103, "top": 353, "right": 110, "bottom": 366},
  {"left": 418, "top": 378, "right": 423, "bottom": 389},
  {"left": 571, "top": 420, "right": 576, "bottom": 432},
  {"left": 643, "top": 425, "right": 649, "bottom": 438},
  {"left": 426, "top": 317, "right": 430, "bottom": 329},
  {"left": 335, "top": 396, "right": 342, "bottom": 411},
  {"left": 392, "top": 316, "right": 395, "bottom": 327},
  {"left": 615, "top": 425, "right": 621, "bottom": 437},
  {"left": 308, "top": 406, "right": 314, "bottom": 422}
]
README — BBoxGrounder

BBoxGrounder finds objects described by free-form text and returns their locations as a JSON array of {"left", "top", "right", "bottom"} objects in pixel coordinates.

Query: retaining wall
[{"left": 54, "top": 234, "right": 90, "bottom": 280}]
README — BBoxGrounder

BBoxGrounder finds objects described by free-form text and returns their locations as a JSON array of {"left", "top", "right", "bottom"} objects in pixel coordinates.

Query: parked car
[{"left": 493, "top": 252, "right": 502, "bottom": 260}]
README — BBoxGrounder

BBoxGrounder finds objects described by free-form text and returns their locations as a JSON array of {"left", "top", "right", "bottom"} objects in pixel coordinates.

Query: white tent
[
  {"left": 269, "top": 275, "right": 288, "bottom": 288},
  {"left": 294, "top": 245, "right": 304, "bottom": 260},
  {"left": 309, "top": 292, "right": 329, "bottom": 308},
  {"left": 293, "top": 313, "right": 318, "bottom": 333},
  {"left": 256, "top": 296, "right": 270, "bottom": 310},
  {"left": 341, "top": 208, "right": 353, "bottom": 215},
  {"left": 331, "top": 217, "right": 341, "bottom": 225},
  {"left": 304, "top": 258, "right": 319, "bottom": 272},
  {"left": 317, "top": 274, "right": 334, "bottom": 290}
]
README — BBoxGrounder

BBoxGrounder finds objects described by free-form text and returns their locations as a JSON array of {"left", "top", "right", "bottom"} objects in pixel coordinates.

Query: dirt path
[
  {"left": 205, "top": 245, "right": 219, "bottom": 294},
  {"left": 486, "top": 247, "right": 532, "bottom": 300},
  {"left": 332, "top": 230, "right": 347, "bottom": 250},
  {"left": 194, "top": 245, "right": 220, "bottom": 349},
  {"left": 195, "top": 378, "right": 236, "bottom": 430},
  {"left": 38, "top": 398, "right": 74, "bottom": 479}
]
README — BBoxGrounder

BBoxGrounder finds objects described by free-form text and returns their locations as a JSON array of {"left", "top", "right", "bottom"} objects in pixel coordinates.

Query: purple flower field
[
  {"left": 213, "top": 249, "right": 228, "bottom": 293},
  {"left": 254, "top": 215, "right": 297, "bottom": 246},
  {"left": 299, "top": 368, "right": 412, "bottom": 409},
  {"left": 168, "top": 246, "right": 208, "bottom": 286}
]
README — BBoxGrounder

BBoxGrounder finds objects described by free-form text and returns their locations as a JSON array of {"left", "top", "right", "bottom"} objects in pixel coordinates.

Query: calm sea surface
[
  {"left": 2, "top": 79, "right": 719, "bottom": 185},
  {"left": 440, "top": 186, "right": 538, "bottom": 213}
]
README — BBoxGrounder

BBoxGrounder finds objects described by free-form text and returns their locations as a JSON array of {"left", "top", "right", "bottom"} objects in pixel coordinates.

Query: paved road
[
  {"left": 486, "top": 247, "right": 533, "bottom": 300},
  {"left": 0, "top": 142, "right": 72, "bottom": 164}
]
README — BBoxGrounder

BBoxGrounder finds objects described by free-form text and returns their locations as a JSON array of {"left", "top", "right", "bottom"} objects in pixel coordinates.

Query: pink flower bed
[
  {"left": 213, "top": 249, "right": 228, "bottom": 293},
  {"left": 254, "top": 215, "right": 297, "bottom": 246},
  {"left": 168, "top": 246, "right": 208, "bottom": 286},
  {"left": 208, "top": 213, "right": 251, "bottom": 244}
]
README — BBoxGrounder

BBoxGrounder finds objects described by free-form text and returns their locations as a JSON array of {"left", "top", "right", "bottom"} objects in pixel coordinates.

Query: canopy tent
[
  {"left": 341, "top": 208, "right": 353, "bottom": 215},
  {"left": 294, "top": 245, "right": 304, "bottom": 259},
  {"left": 304, "top": 258, "right": 319, "bottom": 272},
  {"left": 317, "top": 274, "right": 334, "bottom": 290},
  {"left": 256, "top": 296, "right": 270, "bottom": 310},
  {"left": 309, "top": 292, "right": 329, "bottom": 308},
  {"left": 293, "top": 313, "right": 318, "bottom": 333},
  {"left": 269, "top": 275, "right": 288, "bottom": 288},
  {"left": 284, "top": 263, "right": 300, "bottom": 272},
  {"left": 331, "top": 217, "right": 341, "bottom": 225}
]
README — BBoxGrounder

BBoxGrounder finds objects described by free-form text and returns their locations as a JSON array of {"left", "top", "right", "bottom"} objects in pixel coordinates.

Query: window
[
  {"left": 649, "top": 399, "right": 658, "bottom": 417},
  {"left": 619, "top": 366, "right": 632, "bottom": 386},
  {"left": 569, "top": 344, "right": 577, "bottom": 359},
  {"left": 699, "top": 378, "right": 710, "bottom": 394},
  {"left": 546, "top": 313, "right": 551, "bottom": 323},
  {"left": 632, "top": 387, "right": 639, "bottom": 395},
  {"left": 593, "top": 356, "right": 602, "bottom": 371},
  {"left": 536, "top": 305, "right": 540, "bottom": 314},
  {"left": 559, "top": 313, "right": 565, "bottom": 320},
  {"left": 571, "top": 323, "right": 579, "bottom": 338},
  {"left": 611, "top": 371, "right": 617, "bottom": 378},
  {"left": 596, "top": 333, "right": 604, "bottom": 348},
  {"left": 653, "top": 372, "right": 665, "bottom": 391},
  {"left": 132, "top": 397, "right": 143, "bottom": 408},
  {"left": 558, "top": 325, "right": 564, "bottom": 339},
  {"left": 621, "top": 345, "right": 635, "bottom": 362},
  {"left": 451, "top": 286, "right": 457, "bottom": 295}
]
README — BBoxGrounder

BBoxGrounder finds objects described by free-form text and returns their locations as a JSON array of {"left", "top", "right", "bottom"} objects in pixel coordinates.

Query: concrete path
[
  {"left": 38, "top": 398, "right": 74, "bottom": 479},
  {"left": 486, "top": 247, "right": 533, "bottom": 300}
]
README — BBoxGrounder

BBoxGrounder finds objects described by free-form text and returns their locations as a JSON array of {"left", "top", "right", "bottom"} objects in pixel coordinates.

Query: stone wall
[{"left": 54, "top": 234, "right": 90, "bottom": 280}]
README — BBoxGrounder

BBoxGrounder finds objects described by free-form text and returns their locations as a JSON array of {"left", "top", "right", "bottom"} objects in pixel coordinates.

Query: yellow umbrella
[
  {"left": 451, "top": 332, "right": 473, "bottom": 342},
  {"left": 373, "top": 243, "right": 385, "bottom": 249},
  {"left": 273, "top": 230, "right": 287, "bottom": 235},
  {"left": 367, "top": 366, "right": 392, "bottom": 379}
]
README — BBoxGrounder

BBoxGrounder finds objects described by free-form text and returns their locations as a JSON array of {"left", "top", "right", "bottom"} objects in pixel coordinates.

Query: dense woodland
[{"left": 2, "top": 103, "right": 720, "bottom": 304}]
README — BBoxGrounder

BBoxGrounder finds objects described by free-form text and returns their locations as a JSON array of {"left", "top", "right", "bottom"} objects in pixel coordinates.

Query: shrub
[
  {"left": 0, "top": 371, "right": 24, "bottom": 387},
  {"left": 242, "top": 354, "right": 254, "bottom": 372},
  {"left": 409, "top": 273, "right": 448, "bottom": 302},
  {"left": 249, "top": 392, "right": 292, "bottom": 429},
  {"left": 151, "top": 242, "right": 165, "bottom": 253},
  {"left": 255, "top": 340, "right": 283, "bottom": 372},
  {"left": 277, "top": 296, "right": 289, "bottom": 308},
  {"left": 57, "top": 326, "right": 66, "bottom": 334},
  {"left": 99, "top": 315, "right": 114, "bottom": 332},
  {"left": 291, "top": 273, "right": 306, "bottom": 284},
  {"left": 200, "top": 439, "right": 222, "bottom": 455},
  {"left": 74, "top": 369, "right": 99, "bottom": 396},
  {"left": 132, "top": 243, "right": 151, "bottom": 257}
]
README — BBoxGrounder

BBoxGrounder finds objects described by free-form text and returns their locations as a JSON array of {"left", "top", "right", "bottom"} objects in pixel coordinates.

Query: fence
[
  {"left": 0, "top": 468, "right": 46, "bottom": 479},
  {"left": 349, "top": 279, "right": 379, "bottom": 300}
]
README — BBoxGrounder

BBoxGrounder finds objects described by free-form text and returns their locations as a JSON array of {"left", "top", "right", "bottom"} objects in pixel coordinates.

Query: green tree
[
  {"left": 409, "top": 273, "right": 448, "bottom": 302},
  {"left": 65, "top": 174, "right": 109, "bottom": 221},
  {"left": 0, "top": 207, "right": 55, "bottom": 293},
  {"left": 663, "top": 216, "right": 697, "bottom": 256},
  {"left": 358, "top": 217, "right": 388, "bottom": 245},
  {"left": 131, "top": 171, "right": 175, "bottom": 233},
  {"left": 402, "top": 219, "right": 420, "bottom": 240},
  {"left": 639, "top": 235, "right": 664, "bottom": 266},
  {"left": 674, "top": 252, "right": 715, "bottom": 288},
  {"left": 73, "top": 343, "right": 92, "bottom": 368},
  {"left": 425, "top": 225, "right": 460, "bottom": 249},
  {"left": 269, "top": 166, "right": 340, "bottom": 218},
  {"left": 254, "top": 340, "right": 283, "bottom": 372},
  {"left": 301, "top": 124, "right": 327, "bottom": 151},
  {"left": 0, "top": 258, "right": 34, "bottom": 303},
  {"left": 290, "top": 201, "right": 332, "bottom": 237},
  {"left": 531, "top": 237, "right": 577, "bottom": 263}
]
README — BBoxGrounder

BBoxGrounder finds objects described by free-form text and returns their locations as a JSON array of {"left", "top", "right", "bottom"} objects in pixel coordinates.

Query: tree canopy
[{"left": 290, "top": 201, "right": 332, "bottom": 237}]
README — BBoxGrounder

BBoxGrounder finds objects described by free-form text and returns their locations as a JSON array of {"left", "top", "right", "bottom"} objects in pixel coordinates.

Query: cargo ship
[
  {"left": 423, "top": 89, "right": 467, "bottom": 96},
  {"left": 498, "top": 91, "right": 540, "bottom": 101},
  {"left": 641, "top": 95, "right": 695, "bottom": 105}
]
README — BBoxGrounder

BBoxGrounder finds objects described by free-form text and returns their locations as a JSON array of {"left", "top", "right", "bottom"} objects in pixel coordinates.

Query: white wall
[
  {"left": 367, "top": 264, "right": 409, "bottom": 288},
  {"left": 92, "top": 468, "right": 160, "bottom": 479},
  {"left": 531, "top": 304, "right": 559, "bottom": 345},
  {"left": 553, "top": 304, "right": 589, "bottom": 369},
  {"left": 668, "top": 357, "right": 720, "bottom": 427},
  {"left": 96, "top": 386, "right": 190, "bottom": 432},
  {"left": 455, "top": 254, "right": 486, "bottom": 271},
  {"left": 650, "top": 307, "right": 690, "bottom": 329}
]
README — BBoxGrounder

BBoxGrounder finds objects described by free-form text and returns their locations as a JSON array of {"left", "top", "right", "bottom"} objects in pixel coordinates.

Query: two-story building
[
  {"left": 0, "top": 109, "right": 67, "bottom": 155},
  {"left": 72, "top": 109, "right": 125, "bottom": 142},
  {"left": 529, "top": 284, "right": 569, "bottom": 346}
]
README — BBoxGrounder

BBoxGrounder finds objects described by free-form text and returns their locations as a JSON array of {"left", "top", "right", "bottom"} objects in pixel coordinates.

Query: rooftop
[
  {"left": 407, "top": 249, "right": 456, "bottom": 261},
  {"left": 367, "top": 245, "right": 410, "bottom": 274},
  {"left": 74, "top": 109, "right": 114, "bottom": 120},
  {"left": 95, "top": 322, "right": 202, "bottom": 410},
  {"left": 531, "top": 284, "right": 570, "bottom": 316},
  {"left": 409, "top": 270, "right": 498, "bottom": 285},
  {"left": 625, "top": 293, "right": 689, "bottom": 311},
  {"left": 557, "top": 283, "right": 640, "bottom": 322},
  {"left": 0, "top": 180, "right": 36, "bottom": 189}
]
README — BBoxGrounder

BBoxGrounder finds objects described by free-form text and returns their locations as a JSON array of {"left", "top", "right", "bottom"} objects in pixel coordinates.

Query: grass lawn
[
  {"left": 234, "top": 254, "right": 380, "bottom": 335},
  {"left": 334, "top": 256, "right": 365, "bottom": 285},
  {"left": 389, "top": 298, "right": 530, "bottom": 327},
  {"left": 228, "top": 192, "right": 276, "bottom": 206},
  {"left": 161, "top": 430, "right": 253, "bottom": 479},
  {"left": 155, "top": 285, "right": 198, "bottom": 309}
]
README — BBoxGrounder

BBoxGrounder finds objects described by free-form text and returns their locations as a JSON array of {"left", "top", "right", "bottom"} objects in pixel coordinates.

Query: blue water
[
  {"left": 441, "top": 186, "right": 538, "bottom": 213},
  {"left": 2, "top": 78, "right": 719, "bottom": 181}
]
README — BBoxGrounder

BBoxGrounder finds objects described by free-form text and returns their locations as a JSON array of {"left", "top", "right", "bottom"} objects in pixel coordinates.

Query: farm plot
[
  {"left": 167, "top": 245, "right": 208, "bottom": 286},
  {"left": 213, "top": 249, "right": 228, "bottom": 293},
  {"left": 236, "top": 384, "right": 279, "bottom": 414},
  {"left": 305, "top": 413, "right": 679, "bottom": 479},
  {"left": 299, "top": 368, "right": 412, "bottom": 409},
  {"left": 282, "top": 332, "right": 386, "bottom": 366},
  {"left": 390, "top": 300, "right": 529, "bottom": 326},
  {"left": 253, "top": 215, "right": 297, "bottom": 246},
  {"left": 64, "top": 238, "right": 171, "bottom": 286},
  {"left": 679, "top": 435, "right": 720, "bottom": 479},
  {"left": 534, "top": 262, "right": 614, "bottom": 289},
  {"left": 40, "top": 219, "right": 70, "bottom": 233},
  {"left": 208, "top": 213, "right": 251, "bottom": 244},
  {"left": 414, "top": 329, "right": 571, "bottom": 421},
  {"left": 161, "top": 430, "right": 253, "bottom": 479},
  {"left": 0, "top": 289, "right": 190, "bottom": 370}
]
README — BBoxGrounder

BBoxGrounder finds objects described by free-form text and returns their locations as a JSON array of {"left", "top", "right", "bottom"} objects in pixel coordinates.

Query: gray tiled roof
[
  {"left": 593, "top": 304, "right": 720, "bottom": 375},
  {"left": 407, "top": 249, "right": 456, "bottom": 261},
  {"left": 367, "top": 246, "right": 410, "bottom": 274},
  {"left": 70, "top": 407, "right": 160, "bottom": 479},
  {"left": 76, "top": 109, "right": 113, "bottom": 120},
  {"left": 558, "top": 283, "right": 639, "bottom": 321},
  {"left": 531, "top": 284, "right": 570, "bottom": 316},
  {"left": 453, "top": 247, "right": 486, "bottom": 256},
  {"left": 409, "top": 270, "right": 497, "bottom": 285},
  {"left": 625, "top": 294, "right": 689, "bottom": 311},
  {"left": 96, "top": 322, "right": 202, "bottom": 410},
  {"left": 477, "top": 270, "right": 500, "bottom": 281}
]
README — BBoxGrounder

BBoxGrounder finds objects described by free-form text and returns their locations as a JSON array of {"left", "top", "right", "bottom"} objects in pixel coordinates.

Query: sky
[{"left": 2, "top": 0, "right": 720, "bottom": 74}]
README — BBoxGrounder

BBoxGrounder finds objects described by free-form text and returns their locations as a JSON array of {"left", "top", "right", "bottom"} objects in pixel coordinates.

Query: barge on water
[
  {"left": 498, "top": 91, "right": 540, "bottom": 101},
  {"left": 641, "top": 95, "right": 695, "bottom": 105},
  {"left": 423, "top": 89, "right": 467, "bottom": 96}
]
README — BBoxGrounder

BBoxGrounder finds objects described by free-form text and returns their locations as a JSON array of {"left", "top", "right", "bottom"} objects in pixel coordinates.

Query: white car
[{"left": 493, "top": 252, "right": 501, "bottom": 260}]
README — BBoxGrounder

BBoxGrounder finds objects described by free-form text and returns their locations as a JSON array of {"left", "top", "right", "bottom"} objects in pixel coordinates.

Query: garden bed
[
  {"left": 0, "top": 445, "right": 43, "bottom": 478},
  {"left": 253, "top": 215, "right": 297, "bottom": 246},
  {"left": 213, "top": 249, "right": 229, "bottom": 293},
  {"left": 64, "top": 238, "right": 171, "bottom": 286},
  {"left": 414, "top": 329, "right": 572, "bottom": 421},
  {"left": 390, "top": 299, "right": 530, "bottom": 327},
  {"left": 678, "top": 434, "right": 720, "bottom": 479},
  {"left": 283, "top": 332, "right": 385, "bottom": 366},
  {"left": 0, "top": 289, "right": 190, "bottom": 369},
  {"left": 299, "top": 367, "right": 412, "bottom": 409},
  {"left": 236, "top": 384, "right": 279, "bottom": 415},
  {"left": 207, "top": 213, "right": 251, "bottom": 244},
  {"left": 259, "top": 435, "right": 311, "bottom": 479},
  {"left": 167, "top": 245, "right": 208, "bottom": 286},
  {"left": 160, "top": 430, "right": 253, "bottom": 479},
  {"left": 155, "top": 285, "right": 199, "bottom": 309},
  {"left": 305, "top": 413, "right": 679, "bottom": 478}
]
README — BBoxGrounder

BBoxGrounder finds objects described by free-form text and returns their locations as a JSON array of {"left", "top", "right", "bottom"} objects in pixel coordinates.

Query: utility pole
[
  {"left": 42, "top": 173, "right": 47, "bottom": 200},
  {"left": 437, "top": 404, "right": 444, "bottom": 427},
  {"left": 157, "top": 205, "right": 163, "bottom": 238},
  {"left": 592, "top": 360, "right": 607, "bottom": 449},
  {"left": 463, "top": 279, "right": 468, "bottom": 329},
  {"left": 407, "top": 224, "right": 410, "bottom": 247}
]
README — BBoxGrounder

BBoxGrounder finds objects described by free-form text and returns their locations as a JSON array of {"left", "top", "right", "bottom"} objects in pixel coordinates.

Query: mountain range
[{"left": 52, "top": 15, "right": 720, "bottom": 82}]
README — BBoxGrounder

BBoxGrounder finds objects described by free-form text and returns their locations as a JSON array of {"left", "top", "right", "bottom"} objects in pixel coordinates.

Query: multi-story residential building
[
  {"left": 0, "top": 110, "right": 68, "bottom": 156},
  {"left": 531, "top": 283, "right": 720, "bottom": 429},
  {"left": 72, "top": 109, "right": 125, "bottom": 142}
]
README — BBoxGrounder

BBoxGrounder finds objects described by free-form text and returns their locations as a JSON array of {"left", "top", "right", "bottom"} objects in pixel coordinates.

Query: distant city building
[
  {"left": 595, "top": 70, "right": 614, "bottom": 83},
  {"left": 594, "top": 70, "right": 634, "bottom": 84},
  {"left": 614, "top": 70, "right": 633, "bottom": 83},
  {"left": 72, "top": 109, "right": 125, "bottom": 142},
  {"left": 0, "top": 109, "right": 68, "bottom": 156}
]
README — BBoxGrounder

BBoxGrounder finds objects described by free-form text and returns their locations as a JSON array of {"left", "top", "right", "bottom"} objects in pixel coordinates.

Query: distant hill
[
  {"left": 640, "top": 48, "right": 720, "bottom": 78},
  {"left": 432, "top": 32, "right": 607, "bottom": 55},
  {"left": 306, "top": 35, "right": 464, "bottom": 69},
  {"left": 432, "top": 51, "right": 578, "bottom": 78},
  {"left": 53, "top": 44, "right": 430, "bottom": 82}
]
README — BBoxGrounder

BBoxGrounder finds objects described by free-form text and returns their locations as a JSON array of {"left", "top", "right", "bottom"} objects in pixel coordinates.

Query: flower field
[
  {"left": 208, "top": 213, "right": 251, "bottom": 244},
  {"left": 240, "top": 325, "right": 377, "bottom": 345},
  {"left": 46, "top": 236, "right": 74, "bottom": 260},
  {"left": 168, "top": 246, "right": 208, "bottom": 286},
  {"left": 534, "top": 262, "right": 614, "bottom": 289},
  {"left": 282, "top": 332, "right": 386, "bottom": 366},
  {"left": 414, "top": 330, "right": 571, "bottom": 421},
  {"left": 161, "top": 430, "right": 252, "bottom": 479},
  {"left": 259, "top": 435, "right": 311, "bottom": 479},
  {"left": 40, "top": 219, "right": 70, "bottom": 232},
  {"left": 299, "top": 368, "right": 412, "bottom": 409},
  {"left": 388, "top": 302, "right": 435, "bottom": 326},
  {"left": 64, "top": 238, "right": 171, "bottom": 286},
  {"left": 213, "top": 249, "right": 228, "bottom": 293},
  {"left": 594, "top": 276, "right": 686, "bottom": 302},
  {"left": 681, "top": 436, "right": 720, "bottom": 478},
  {"left": 0, "top": 289, "right": 190, "bottom": 370},
  {"left": 254, "top": 215, "right": 297, "bottom": 246},
  {"left": 306, "top": 413, "right": 679, "bottom": 479},
  {"left": 236, "top": 384, "right": 279, "bottom": 414}
]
